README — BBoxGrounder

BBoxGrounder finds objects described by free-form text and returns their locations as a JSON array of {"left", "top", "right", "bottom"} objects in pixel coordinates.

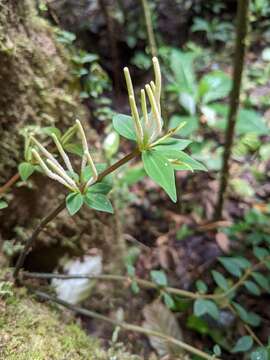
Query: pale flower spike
[
  {"left": 52, "top": 133, "right": 74, "bottom": 174},
  {"left": 76, "top": 119, "right": 98, "bottom": 185},
  {"left": 32, "top": 149, "right": 75, "bottom": 192},
  {"left": 124, "top": 57, "right": 162, "bottom": 146},
  {"left": 46, "top": 159, "right": 79, "bottom": 191},
  {"left": 153, "top": 56, "right": 161, "bottom": 104},
  {"left": 31, "top": 120, "right": 98, "bottom": 194},
  {"left": 145, "top": 84, "right": 162, "bottom": 138},
  {"left": 140, "top": 89, "right": 149, "bottom": 126},
  {"left": 129, "top": 95, "right": 144, "bottom": 143}
]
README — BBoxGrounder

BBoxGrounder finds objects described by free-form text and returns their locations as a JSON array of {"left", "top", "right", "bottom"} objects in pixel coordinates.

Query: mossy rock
[{"left": 0, "top": 282, "right": 140, "bottom": 360}]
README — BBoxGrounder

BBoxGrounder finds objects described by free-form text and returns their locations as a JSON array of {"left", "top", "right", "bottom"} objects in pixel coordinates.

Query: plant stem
[
  {"left": 21, "top": 257, "right": 269, "bottom": 300},
  {"left": 0, "top": 172, "right": 20, "bottom": 195},
  {"left": 31, "top": 288, "right": 219, "bottom": 360},
  {"left": 13, "top": 148, "right": 140, "bottom": 279},
  {"left": 214, "top": 0, "right": 249, "bottom": 220}
]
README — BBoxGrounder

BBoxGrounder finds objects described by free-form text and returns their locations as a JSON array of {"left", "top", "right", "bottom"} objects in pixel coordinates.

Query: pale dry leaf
[
  {"left": 216, "top": 232, "right": 230, "bottom": 253},
  {"left": 143, "top": 301, "right": 183, "bottom": 357}
]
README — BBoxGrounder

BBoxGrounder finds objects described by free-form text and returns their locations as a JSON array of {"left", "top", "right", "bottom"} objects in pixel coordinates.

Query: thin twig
[
  {"left": 0, "top": 172, "right": 20, "bottom": 195},
  {"left": 13, "top": 149, "right": 140, "bottom": 278},
  {"left": 21, "top": 257, "right": 269, "bottom": 301},
  {"left": 31, "top": 288, "right": 219, "bottom": 360}
]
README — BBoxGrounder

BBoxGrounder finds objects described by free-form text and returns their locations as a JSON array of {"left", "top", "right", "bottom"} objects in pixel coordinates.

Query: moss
[{"left": 0, "top": 281, "right": 141, "bottom": 360}]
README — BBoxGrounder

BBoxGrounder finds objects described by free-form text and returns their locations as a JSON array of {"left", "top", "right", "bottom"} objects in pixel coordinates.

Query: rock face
[
  {"left": 0, "top": 0, "right": 86, "bottom": 181},
  {"left": 0, "top": 0, "right": 121, "bottom": 275}
]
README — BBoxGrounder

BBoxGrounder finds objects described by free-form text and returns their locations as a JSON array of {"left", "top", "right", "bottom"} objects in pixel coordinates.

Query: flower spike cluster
[
  {"left": 124, "top": 57, "right": 163, "bottom": 146},
  {"left": 30, "top": 120, "right": 98, "bottom": 193}
]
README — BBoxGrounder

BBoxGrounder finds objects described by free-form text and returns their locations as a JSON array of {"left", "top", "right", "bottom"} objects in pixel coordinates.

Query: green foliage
[
  {"left": 18, "top": 162, "right": 35, "bottom": 181},
  {"left": 150, "top": 270, "right": 168, "bottom": 287},
  {"left": 0, "top": 199, "right": 8, "bottom": 210},
  {"left": 191, "top": 17, "right": 234, "bottom": 45},
  {"left": 142, "top": 150, "right": 176, "bottom": 202},
  {"left": 84, "top": 193, "right": 113, "bottom": 214},
  {"left": 66, "top": 193, "right": 84, "bottom": 216},
  {"left": 231, "top": 336, "right": 253, "bottom": 353},
  {"left": 193, "top": 299, "right": 219, "bottom": 320},
  {"left": 211, "top": 270, "right": 229, "bottom": 291},
  {"left": 113, "top": 114, "right": 137, "bottom": 141},
  {"left": 250, "top": 347, "right": 269, "bottom": 360}
]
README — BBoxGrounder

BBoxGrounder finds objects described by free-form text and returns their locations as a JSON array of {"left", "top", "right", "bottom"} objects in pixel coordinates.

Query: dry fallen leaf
[
  {"left": 216, "top": 232, "right": 230, "bottom": 253},
  {"left": 143, "top": 301, "right": 184, "bottom": 357}
]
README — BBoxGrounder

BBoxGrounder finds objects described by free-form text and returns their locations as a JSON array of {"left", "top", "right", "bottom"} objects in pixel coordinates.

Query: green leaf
[
  {"left": 142, "top": 150, "right": 177, "bottom": 202},
  {"left": 66, "top": 192, "right": 84, "bottom": 216},
  {"left": 234, "top": 257, "right": 252, "bottom": 269},
  {"left": 232, "top": 302, "right": 261, "bottom": 327},
  {"left": 237, "top": 109, "right": 269, "bottom": 136},
  {"left": 84, "top": 193, "right": 113, "bottom": 213},
  {"left": 112, "top": 114, "right": 137, "bottom": 141},
  {"left": 169, "top": 115, "right": 199, "bottom": 137},
  {"left": 195, "top": 280, "right": 208, "bottom": 294},
  {"left": 120, "top": 164, "right": 146, "bottom": 186},
  {"left": 103, "top": 131, "right": 120, "bottom": 158},
  {"left": 187, "top": 315, "right": 209, "bottom": 335},
  {"left": 0, "top": 200, "right": 8, "bottom": 210},
  {"left": 251, "top": 272, "right": 270, "bottom": 292},
  {"left": 251, "top": 347, "right": 269, "bottom": 360},
  {"left": 218, "top": 257, "right": 242, "bottom": 277},
  {"left": 81, "top": 163, "right": 108, "bottom": 183},
  {"left": 246, "top": 312, "right": 261, "bottom": 327},
  {"left": 193, "top": 299, "right": 219, "bottom": 320},
  {"left": 207, "top": 105, "right": 269, "bottom": 136},
  {"left": 253, "top": 246, "right": 269, "bottom": 260},
  {"left": 63, "top": 143, "right": 84, "bottom": 156},
  {"left": 231, "top": 178, "right": 255, "bottom": 198},
  {"left": 231, "top": 336, "right": 253, "bottom": 353},
  {"left": 179, "top": 92, "right": 196, "bottom": 115},
  {"left": 171, "top": 151, "right": 207, "bottom": 172},
  {"left": 170, "top": 49, "right": 197, "bottom": 94},
  {"left": 232, "top": 302, "right": 248, "bottom": 322},
  {"left": 153, "top": 138, "right": 192, "bottom": 152},
  {"left": 163, "top": 293, "right": 175, "bottom": 309},
  {"left": 213, "top": 344, "right": 222, "bottom": 356},
  {"left": 211, "top": 270, "right": 229, "bottom": 291},
  {"left": 150, "top": 270, "right": 168, "bottom": 287},
  {"left": 198, "top": 70, "right": 231, "bottom": 104},
  {"left": 87, "top": 182, "right": 112, "bottom": 195},
  {"left": 244, "top": 281, "right": 261, "bottom": 296},
  {"left": 18, "top": 162, "right": 35, "bottom": 181},
  {"left": 42, "top": 126, "right": 61, "bottom": 138}
]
